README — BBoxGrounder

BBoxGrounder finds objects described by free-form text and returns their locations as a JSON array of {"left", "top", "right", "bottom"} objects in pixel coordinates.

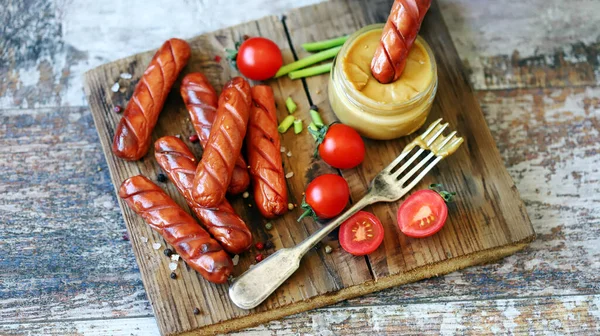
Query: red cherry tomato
[
  {"left": 339, "top": 211, "right": 384, "bottom": 256},
  {"left": 301, "top": 174, "right": 349, "bottom": 220},
  {"left": 236, "top": 37, "right": 283, "bottom": 81},
  {"left": 397, "top": 189, "right": 448, "bottom": 238},
  {"left": 318, "top": 124, "right": 365, "bottom": 169}
]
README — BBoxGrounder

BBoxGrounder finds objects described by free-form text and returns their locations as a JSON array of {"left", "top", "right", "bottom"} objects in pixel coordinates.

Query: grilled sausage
[
  {"left": 112, "top": 38, "right": 191, "bottom": 160},
  {"left": 180, "top": 73, "right": 250, "bottom": 195},
  {"left": 246, "top": 85, "right": 288, "bottom": 218},
  {"left": 192, "top": 77, "right": 251, "bottom": 208},
  {"left": 155, "top": 136, "right": 252, "bottom": 254},
  {"left": 370, "top": 0, "right": 431, "bottom": 84},
  {"left": 119, "top": 175, "right": 232, "bottom": 284}
]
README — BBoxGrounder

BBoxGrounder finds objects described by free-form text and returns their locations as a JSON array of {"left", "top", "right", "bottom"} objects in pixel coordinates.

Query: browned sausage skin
[
  {"left": 246, "top": 85, "right": 288, "bottom": 218},
  {"left": 112, "top": 38, "right": 191, "bottom": 160},
  {"left": 192, "top": 77, "right": 252, "bottom": 208},
  {"left": 370, "top": 0, "right": 431, "bottom": 84},
  {"left": 180, "top": 73, "right": 250, "bottom": 195},
  {"left": 154, "top": 136, "right": 252, "bottom": 254},
  {"left": 119, "top": 175, "right": 232, "bottom": 284}
]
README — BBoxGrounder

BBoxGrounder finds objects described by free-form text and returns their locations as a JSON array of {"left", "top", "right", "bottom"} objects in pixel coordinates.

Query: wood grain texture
[
  {"left": 285, "top": 0, "right": 534, "bottom": 276},
  {"left": 3, "top": 86, "right": 597, "bottom": 335},
  {"left": 82, "top": 12, "right": 372, "bottom": 335},
  {"left": 1, "top": 0, "right": 599, "bottom": 335},
  {"left": 2, "top": 294, "right": 599, "bottom": 335},
  {"left": 80, "top": 0, "right": 533, "bottom": 334}
]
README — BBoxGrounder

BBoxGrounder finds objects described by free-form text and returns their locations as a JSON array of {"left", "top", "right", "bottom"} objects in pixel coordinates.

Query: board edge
[{"left": 175, "top": 234, "right": 535, "bottom": 336}]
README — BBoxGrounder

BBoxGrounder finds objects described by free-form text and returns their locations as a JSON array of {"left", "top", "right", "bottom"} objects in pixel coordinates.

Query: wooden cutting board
[{"left": 83, "top": 0, "right": 535, "bottom": 334}]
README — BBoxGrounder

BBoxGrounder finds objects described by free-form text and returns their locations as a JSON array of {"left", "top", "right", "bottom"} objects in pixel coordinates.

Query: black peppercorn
[
  {"left": 163, "top": 248, "right": 173, "bottom": 257},
  {"left": 264, "top": 240, "right": 274, "bottom": 249},
  {"left": 157, "top": 173, "right": 167, "bottom": 182},
  {"left": 193, "top": 307, "right": 201, "bottom": 315},
  {"left": 170, "top": 272, "right": 177, "bottom": 279}
]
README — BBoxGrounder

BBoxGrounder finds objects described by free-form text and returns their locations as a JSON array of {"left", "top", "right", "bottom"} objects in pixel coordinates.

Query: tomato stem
[
  {"left": 308, "top": 124, "right": 329, "bottom": 157},
  {"left": 429, "top": 184, "right": 456, "bottom": 203},
  {"left": 297, "top": 198, "right": 318, "bottom": 222}
]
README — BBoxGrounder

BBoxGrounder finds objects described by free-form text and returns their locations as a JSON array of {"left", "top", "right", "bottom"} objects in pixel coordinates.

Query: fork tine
[
  {"left": 391, "top": 148, "right": 424, "bottom": 179},
  {"left": 436, "top": 131, "right": 457, "bottom": 148},
  {"left": 384, "top": 119, "right": 443, "bottom": 173},
  {"left": 383, "top": 149, "right": 412, "bottom": 173},
  {"left": 398, "top": 152, "right": 436, "bottom": 185},
  {"left": 402, "top": 156, "right": 443, "bottom": 192},
  {"left": 425, "top": 122, "right": 449, "bottom": 147},
  {"left": 420, "top": 118, "right": 442, "bottom": 140}
]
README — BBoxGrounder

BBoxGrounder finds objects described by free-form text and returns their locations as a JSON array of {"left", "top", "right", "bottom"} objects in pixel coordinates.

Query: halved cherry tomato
[
  {"left": 316, "top": 124, "right": 365, "bottom": 169},
  {"left": 298, "top": 174, "right": 349, "bottom": 221},
  {"left": 339, "top": 211, "right": 384, "bottom": 256},
  {"left": 397, "top": 189, "right": 448, "bottom": 238},
  {"left": 236, "top": 37, "right": 283, "bottom": 81}
]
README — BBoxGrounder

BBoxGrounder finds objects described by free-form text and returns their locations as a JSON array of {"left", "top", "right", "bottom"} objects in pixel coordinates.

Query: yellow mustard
[{"left": 328, "top": 24, "right": 438, "bottom": 140}]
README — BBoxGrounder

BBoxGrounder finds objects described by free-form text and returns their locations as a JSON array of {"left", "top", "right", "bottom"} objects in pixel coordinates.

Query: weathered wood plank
[
  {"left": 438, "top": 0, "right": 600, "bottom": 90},
  {"left": 3, "top": 294, "right": 599, "bottom": 335},
  {"left": 2, "top": 87, "right": 597, "bottom": 327},
  {"left": 0, "top": 106, "right": 152, "bottom": 321},
  {"left": 285, "top": 0, "right": 534, "bottom": 283},
  {"left": 1, "top": 0, "right": 599, "bottom": 335},
  {"left": 2, "top": 0, "right": 598, "bottom": 110},
  {"left": 82, "top": 11, "right": 373, "bottom": 334}
]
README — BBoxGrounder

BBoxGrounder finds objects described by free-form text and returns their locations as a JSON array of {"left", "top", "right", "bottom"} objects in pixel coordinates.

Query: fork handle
[
  {"left": 295, "top": 194, "right": 377, "bottom": 255},
  {"left": 229, "top": 193, "right": 377, "bottom": 309}
]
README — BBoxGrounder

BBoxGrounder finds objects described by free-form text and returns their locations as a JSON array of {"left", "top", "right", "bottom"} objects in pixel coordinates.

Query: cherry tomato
[
  {"left": 299, "top": 174, "right": 349, "bottom": 220},
  {"left": 318, "top": 124, "right": 365, "bottom": 169},
  {"left": 397, "top": 189, "right": 448, "bottom": 238},
  {"left": 236, "top": 37, "right": 283, "bottom": 81},
  {"left": 339, "top": 211, "right": 384, "bottom": 256}
]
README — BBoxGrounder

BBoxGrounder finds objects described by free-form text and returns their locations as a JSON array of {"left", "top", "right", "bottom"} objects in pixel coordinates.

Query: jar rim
[{"left": 332, "top": 23, "right": 438, "bottom": 112}]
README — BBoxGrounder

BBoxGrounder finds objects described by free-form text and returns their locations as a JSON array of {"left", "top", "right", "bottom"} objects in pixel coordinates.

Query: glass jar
[{"left": 328, "top": 24, "right": 438, "bottom": 140}]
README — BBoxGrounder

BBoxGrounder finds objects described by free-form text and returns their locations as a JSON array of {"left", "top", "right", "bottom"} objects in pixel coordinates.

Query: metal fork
[{"left": 229, "top": 119, "right": 463, "bottom": 309}]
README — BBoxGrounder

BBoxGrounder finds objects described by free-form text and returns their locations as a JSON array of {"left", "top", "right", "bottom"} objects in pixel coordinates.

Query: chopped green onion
[
  {"left": 275, "top": 46, "right": 342, "bottom": 78},
  {"left": 302, "top": 36, "right": 349, "bottom": 52},
  {"left": 308, "top": 122, "right": 319, "bottom": 140},
  {"left": 293, "top": 119, "right": 303, "bottom": 134},
  {"left": 288, "top": 63, "right": 333, "bottom": 80},
  {"left": 285, "top": 97, "right": 297, "bottom": 114},
  {"left": 278, "top": 115, "right": 295, "bottom": 133},
  {"left": 310, "top": 109, "right": 324, "bottom": 128}
]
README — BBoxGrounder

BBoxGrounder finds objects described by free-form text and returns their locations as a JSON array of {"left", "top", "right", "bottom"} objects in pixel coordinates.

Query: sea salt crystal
[
  {"left": 111, "top": 82, "right": 120, "bottom": 92},
  {"left": 285, "top": 172, "right": 294, "bottom": 179},
  {"left": 120, "top": 73, "right": 133, "bottom": 79},
  {"left": 242, "top": 191, "right": 249, "bottom": 199},
  {"left": 140, "top": 236, "right": 148, "bottom": 243},
  {"left": 171, "top": 254, "right": 180, "bottom": 261},
  {"left": 152, "top": 243, "right": 161, "bottom": 250},
  {"left": 286, "top": 151, "right": 292, "bottom": 157},
  {"left": 232, "top": 255, "right": 240, "bottom": 266},
  {"left": 169, "top": 262, "right": 178, "bottom": 271},
  {"left": 280, "top": 146, "right": 286, "bottom": 153}
]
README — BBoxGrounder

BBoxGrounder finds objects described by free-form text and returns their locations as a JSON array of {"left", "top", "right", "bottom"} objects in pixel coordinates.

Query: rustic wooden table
[{"left": 1, "top": 0, "right": 598, "bottom": 335}]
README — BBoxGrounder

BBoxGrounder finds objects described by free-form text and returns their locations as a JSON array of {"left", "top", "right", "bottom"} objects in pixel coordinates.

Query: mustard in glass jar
[{"left": 328, "top": 24, "right": 438, "bottom": 140}]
